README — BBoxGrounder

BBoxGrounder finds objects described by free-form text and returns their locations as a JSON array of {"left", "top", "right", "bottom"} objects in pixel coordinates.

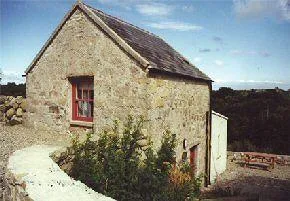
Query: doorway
[{"left": 190, "top": 145, "right": 198, "bottom": 174}]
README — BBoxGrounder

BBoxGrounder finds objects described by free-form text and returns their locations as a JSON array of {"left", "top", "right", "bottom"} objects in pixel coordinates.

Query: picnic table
[{"left": 243, "top": 152, "right": 277, "bottom": 170}]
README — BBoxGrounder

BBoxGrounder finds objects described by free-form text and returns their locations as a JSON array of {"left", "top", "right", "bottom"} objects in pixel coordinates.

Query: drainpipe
[{"left": 205, "top": 81, "right": 212, "bottom": 186}]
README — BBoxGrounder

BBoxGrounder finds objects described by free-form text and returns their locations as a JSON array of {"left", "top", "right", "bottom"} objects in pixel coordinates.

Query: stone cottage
[{"left": 24, "top": 2, "right": 213, "bottom": 184}]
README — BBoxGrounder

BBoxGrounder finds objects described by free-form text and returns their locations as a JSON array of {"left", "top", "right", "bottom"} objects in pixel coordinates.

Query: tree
[{"left": 212, "top": 87, "right": 290, "bottom": 154}]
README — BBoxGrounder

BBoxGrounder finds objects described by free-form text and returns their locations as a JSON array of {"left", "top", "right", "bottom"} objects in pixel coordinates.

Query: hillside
[{"left": 212, "top": 87, "right": 290, "bottom": 155}]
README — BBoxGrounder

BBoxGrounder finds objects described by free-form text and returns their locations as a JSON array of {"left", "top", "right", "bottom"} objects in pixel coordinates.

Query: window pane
[
  {"left": 77, "top": 89, "right": 82, "bottom": 99},
  {"left": 90, "top": 101, "right": 93, "bottom": 117},
  {"left": 83, "top": 101, "right": 89, "bottom": 117},
  {"left": 77, "top": 101, "right": 84, "bottom": 117},
  {"left": 88, "top": 82, "right": 93, "bottom": 90},
  {"left": 78, "top": 82, "right": 93, "bottom": 90},
  {"left": 87, "top": 102, "right": 91, "bottom": 117},
  {"left": 78, "top": 101, "right": 92, "bottom": 117},
  {"left": 83, "top": 90, "right": 88, "bottom": 99},
  {"left": 78, "top": 82, "right": 87, "bottom": 89},
  {"left": 90, "top": 90, "right": 94, "bottom": 99}
]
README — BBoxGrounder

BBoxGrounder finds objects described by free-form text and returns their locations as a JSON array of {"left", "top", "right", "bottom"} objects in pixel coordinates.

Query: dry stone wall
[
  {"left": 26, "top": 9, "right": 210, "bottom": 175},
  {"left": 2, "top": 171, "right": 32, "bottom": 201},
  {"left": 0, "top": 96, "right": 27, "bottom": 125}
]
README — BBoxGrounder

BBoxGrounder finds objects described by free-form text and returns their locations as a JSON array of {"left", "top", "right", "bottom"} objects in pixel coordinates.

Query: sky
[{"left": 1, "top": 0, "right": 290, "bottom": 90}]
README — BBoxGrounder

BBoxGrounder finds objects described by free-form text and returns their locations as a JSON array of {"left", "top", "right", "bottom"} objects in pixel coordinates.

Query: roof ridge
[{"left": 83, "top": 3, "right": 162, "bottom": 39}]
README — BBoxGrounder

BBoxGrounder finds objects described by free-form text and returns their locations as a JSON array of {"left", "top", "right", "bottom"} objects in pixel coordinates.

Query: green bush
[{"left": 68, "top": 116, "right": 201, "bottom": 201}]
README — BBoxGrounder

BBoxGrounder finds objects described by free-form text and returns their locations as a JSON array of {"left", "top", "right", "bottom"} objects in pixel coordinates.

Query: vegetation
[
  {"left": 0, "top": 82, "right": 26, "bottom": 97},
  {"left": 212, "top": 87, "right": 290, "bottom": 154},
  {"left": 68, "top": 116, "right": 201, "bottom": 201}
]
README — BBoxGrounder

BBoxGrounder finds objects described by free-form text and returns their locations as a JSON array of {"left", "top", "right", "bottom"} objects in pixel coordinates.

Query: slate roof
[
  {"left": 26, "top": 2, "right": 211, "bottom": 82},
  {"left": 87, "top": 5, "right": 211, "bottom": 81}
]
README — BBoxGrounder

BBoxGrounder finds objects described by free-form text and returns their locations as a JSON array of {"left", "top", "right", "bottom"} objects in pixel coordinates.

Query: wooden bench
[
  {"left": 243, "top": 152, "right": 277, "bottom": 171},
  {"left": 276, "top": 155, "right": 290, "bottom": 165}
]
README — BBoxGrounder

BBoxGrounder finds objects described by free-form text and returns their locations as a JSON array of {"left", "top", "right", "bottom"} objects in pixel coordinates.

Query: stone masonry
[
  {"left": 25, "top": 9, "right": 210, "bottom": 176},
  {"left": 0, "top": 96, "right": 27, "bottom": 125}
]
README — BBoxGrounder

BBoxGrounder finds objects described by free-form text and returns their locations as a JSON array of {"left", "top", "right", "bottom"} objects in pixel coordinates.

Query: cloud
[
  {"left": 136, "top": 3, "right": 173, "bottom": 16},
  {"left": 97, "top": 0, "right": 114, "bottom": 3},
  {"left": 213, "top": 79, "right": 290, "bottom": 90},
  {"left": 260, "top": 51, "right": 271, "bottom": 57},
  {"left": 0, "top": 70, "right": 25, "bottom": 84},
  {"left": 230, "top": 49, "right": 257, "bottom": 55},
  {"left": 230, "top": 50, "right": 243, "bottom": 55},
  {"left": 147, "top": 21, "right": 203, "bottom": 31},
  {"left": 213, "top": 36, "right": 223, "bottom": 43},
  {"left": 238, "top": 80, "right": 283, "bottom": 84},
  {"left": 233, "top": 0, "right": 290, "bottom": 22},
  {"left": 199, "top": 48, "right": 211, "bottom": 53},
  {"left": 230, "top": 49, "right": 271, "bottom": 57},
  {"left": 181, "top": 5, "right": 195, "bottom": 12},
  {"left": 216, "top": 79, "right": 283, "bottom": 84},
  {"left": 97, "top": 0, "right": 133, "bottom": 10},
  {"left": 233, "top": 0, "right": 273, "bottom": 18},
  {"left": 280, "top": 0, "right": 290, "bottom": 21},
  {"left": 214, "top": 60, "right": 224, "bottom": 66},
  {"left": 193, "top": 57, "right": 202, "bottom": 63},
  {"left": 199, "top": 48, "right": 221, "bottom": 52}
]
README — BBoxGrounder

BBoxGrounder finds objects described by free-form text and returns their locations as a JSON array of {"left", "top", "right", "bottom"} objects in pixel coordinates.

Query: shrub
[
  {"left": 156, "top": 130, "right": 177, "bottom": 172},
  {"left": 67, "top": 116, "right": 202, "bottom": 201},
  {"left": 70, "top": 133, "right": 100, "bottom": 189}
]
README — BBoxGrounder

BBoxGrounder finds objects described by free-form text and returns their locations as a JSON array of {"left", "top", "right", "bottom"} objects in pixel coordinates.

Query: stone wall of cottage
[
  {"left": 25, "top": 9, "right": 149, "bottom": 133},
  {"left": 146, "top": 75, "right": 210, "bottom": 175},
  {"left": 25, "top": 8, "right": 210, "bottom": 175},
  {"left": 2, "top": 171, "right": 33, "bottom": 201}
]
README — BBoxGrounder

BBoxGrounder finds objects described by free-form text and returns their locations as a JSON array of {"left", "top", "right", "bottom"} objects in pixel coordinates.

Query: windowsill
[{"left": 70, "top": 120, "right": 94, "bottom": 128}]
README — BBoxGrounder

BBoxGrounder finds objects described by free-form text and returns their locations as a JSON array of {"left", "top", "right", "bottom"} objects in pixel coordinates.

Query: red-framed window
[{"left": 71, "top": 78, "right": 94, "bottom": 122}]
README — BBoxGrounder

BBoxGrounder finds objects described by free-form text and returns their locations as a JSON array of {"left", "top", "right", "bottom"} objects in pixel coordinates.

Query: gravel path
[
  {"left": 8, "top": 145, "right": 115, "bottom": 201},
  {"left": 0, "top": 123, "right": 71, "bottom": 197},
  {"left": 201, "top": 151, "right": 290, "bottom": 200},
  {"left": 222, "top": 152, "right": 290, "bottom": 181}
]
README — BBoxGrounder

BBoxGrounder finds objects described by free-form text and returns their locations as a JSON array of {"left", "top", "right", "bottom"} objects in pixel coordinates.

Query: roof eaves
[{"left": 148, "top": 67, "right": 212, "bottom": 83}]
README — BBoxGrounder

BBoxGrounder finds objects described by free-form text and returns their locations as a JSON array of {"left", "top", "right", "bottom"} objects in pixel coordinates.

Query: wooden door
[{"left": 190, "top": 145, "right": 198, "bottom": 173}]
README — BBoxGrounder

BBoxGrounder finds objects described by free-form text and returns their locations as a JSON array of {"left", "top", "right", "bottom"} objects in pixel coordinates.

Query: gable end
[{"left": 25, "top": 2, "right": 150, "bottom": 74}]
